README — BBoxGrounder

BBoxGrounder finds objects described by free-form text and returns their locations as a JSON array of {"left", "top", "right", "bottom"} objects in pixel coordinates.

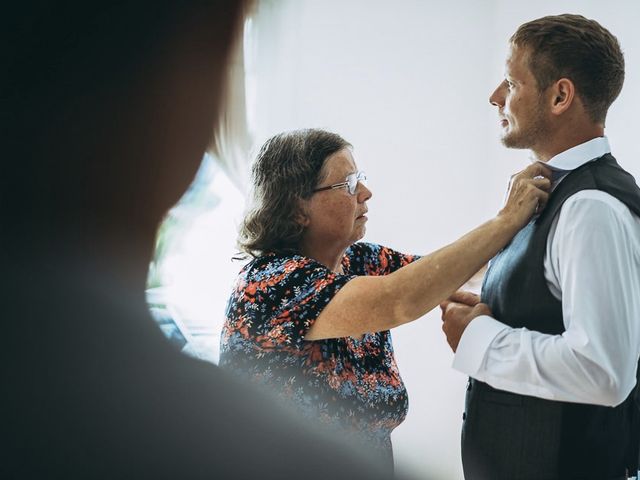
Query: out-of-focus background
[{"left": 147, "top": 1, "right": 640, "bottom": 478}]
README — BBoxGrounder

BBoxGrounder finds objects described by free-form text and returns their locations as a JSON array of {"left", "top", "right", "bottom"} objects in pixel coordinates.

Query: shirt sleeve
[
  {"left": 249, "top": 256, "right": 353, "bottom": 351},
  {"left": 453, "top": 190, "right": 640, "bottom": 406}
]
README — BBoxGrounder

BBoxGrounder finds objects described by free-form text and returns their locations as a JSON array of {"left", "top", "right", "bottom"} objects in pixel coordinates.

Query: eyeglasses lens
[
  {"left": 347, "top": 175, "right": 357, "bottom": 195},
  {"left": 347, "top": 172, "right": 367, "bottom": 195}
]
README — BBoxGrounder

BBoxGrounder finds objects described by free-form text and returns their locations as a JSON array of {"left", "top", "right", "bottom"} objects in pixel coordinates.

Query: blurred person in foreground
[
  {"left": 219, "top": 128, "right": 551, "bottom": 474},
  {"left": 441, "top": 14, "right": 640, "bottom": 480},
  {"left": 1, "top": 2, "right": 404, "bottom": 478}
]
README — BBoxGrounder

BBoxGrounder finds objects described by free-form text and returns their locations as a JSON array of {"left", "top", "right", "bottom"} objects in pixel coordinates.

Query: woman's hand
[{"left": 498, "top": 163, "right": 552, "bottom": 230}]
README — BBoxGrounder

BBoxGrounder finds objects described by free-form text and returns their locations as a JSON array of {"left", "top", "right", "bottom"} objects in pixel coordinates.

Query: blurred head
[
  {"left": 238, "top": 129, "right": 371, "bottom": 258},
  {"left": 3, "top": 1, "right": 245, "bottom": 243}
]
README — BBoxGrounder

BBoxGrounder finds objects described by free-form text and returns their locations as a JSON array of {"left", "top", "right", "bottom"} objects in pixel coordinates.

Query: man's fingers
[
  {"left": 440, "top": 300, "right": 451, "bottom": 313},
  {"left": 441, "top": 301, "right": 462, "bottom": 321},
  {"left": 449, "top": 290, "right": 480, "bottom": 306},
  {"left": 472, "top": 303, "right": 492, "bottom": 317},
  {"left": 441, "top": 298, "right": 475, "bottom": 318}
]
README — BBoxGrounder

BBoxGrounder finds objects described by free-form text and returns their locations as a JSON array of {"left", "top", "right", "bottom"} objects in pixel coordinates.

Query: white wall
[{"left": 245, "top": 2, "right": 640, "bottom": 478}]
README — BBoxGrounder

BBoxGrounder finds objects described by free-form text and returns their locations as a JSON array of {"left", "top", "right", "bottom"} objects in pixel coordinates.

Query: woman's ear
[
  {"left": 295, "top": 201, "right": 311, "bottom": 227},
  {"left": 295, "top": 213, "right": 310, "bottom": 227}
]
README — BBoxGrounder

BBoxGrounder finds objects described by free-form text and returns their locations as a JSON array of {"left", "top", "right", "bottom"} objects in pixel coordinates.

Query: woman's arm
[{"left": 305, "top": 163, "right": 551, "bottom": 340}]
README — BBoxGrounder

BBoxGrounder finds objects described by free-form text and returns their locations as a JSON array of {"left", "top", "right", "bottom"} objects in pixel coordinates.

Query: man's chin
[{"left": 501, "top": 133, "right": 528, "bottom": 149}]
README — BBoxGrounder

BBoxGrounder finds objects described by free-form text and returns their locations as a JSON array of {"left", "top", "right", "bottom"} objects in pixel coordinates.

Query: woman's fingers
[
  {"left": 501, "top": 163, "right": 554, "bottom": 228},
  {"left": 520, "top": 162, "right": 552, "bottom": 180},
  {"left": 531, "top": 177, "right": 552, "bottom": 191}
]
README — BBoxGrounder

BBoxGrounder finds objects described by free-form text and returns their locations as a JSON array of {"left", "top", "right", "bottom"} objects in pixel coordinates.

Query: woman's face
[{"left": 301, "top": 148, "right": 372, "bottom": 254}]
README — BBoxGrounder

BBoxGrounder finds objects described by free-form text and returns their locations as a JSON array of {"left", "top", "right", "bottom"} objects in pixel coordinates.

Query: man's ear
[{"left": 549, "top": 78, "right": 575, "bottom": 116}]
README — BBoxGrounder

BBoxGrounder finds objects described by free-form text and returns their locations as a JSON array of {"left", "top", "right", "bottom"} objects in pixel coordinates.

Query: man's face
[{"left": 489, "top": 44, "right": 551, "bottom": 150}]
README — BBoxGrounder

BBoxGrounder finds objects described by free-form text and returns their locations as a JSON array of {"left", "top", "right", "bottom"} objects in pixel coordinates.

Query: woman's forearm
[
  {"left": 385, "top": 215, "right": 518, "bottom": 325},
  {"left": 305, "top": 215, "right": 519, "bottom": 340},
  {"left": 305, "top": 163, "right": 550, "bottom": 340},
  {"left": 305, "top": 215, "right": 521, "bottom": 340}
]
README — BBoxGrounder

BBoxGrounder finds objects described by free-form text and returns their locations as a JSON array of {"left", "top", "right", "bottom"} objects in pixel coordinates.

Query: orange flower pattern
[{"left": 220, "top": 242, "right": 418, "bottom": 455}]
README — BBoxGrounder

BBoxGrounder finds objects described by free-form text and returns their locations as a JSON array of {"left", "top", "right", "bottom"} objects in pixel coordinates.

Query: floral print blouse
[{"left": 219, "top": 242, "right": 418, "bottom": 457}]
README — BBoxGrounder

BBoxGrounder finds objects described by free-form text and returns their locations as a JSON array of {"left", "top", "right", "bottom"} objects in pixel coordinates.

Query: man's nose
[{"left": 489, "top": 83, "right": 505, "bottom": 108}]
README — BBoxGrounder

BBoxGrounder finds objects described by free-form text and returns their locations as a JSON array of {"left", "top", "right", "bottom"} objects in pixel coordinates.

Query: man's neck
[{"left": 531, "top": 124, "right": 604, "bottom": 163}]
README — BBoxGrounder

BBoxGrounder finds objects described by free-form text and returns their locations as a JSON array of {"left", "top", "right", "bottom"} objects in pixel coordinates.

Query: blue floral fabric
[{"left": 219, "top": 242, "right": 418, "bottom": 455}]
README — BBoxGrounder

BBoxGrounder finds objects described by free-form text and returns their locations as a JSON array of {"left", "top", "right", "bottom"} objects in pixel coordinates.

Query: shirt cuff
[{"left": 452, "top": 315, "right": 508, "bottom": 377}]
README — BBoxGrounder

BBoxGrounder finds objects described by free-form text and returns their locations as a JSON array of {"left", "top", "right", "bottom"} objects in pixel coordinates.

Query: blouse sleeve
[
  {"left": 346, "top": 242, "right": 419, "bottom": 276},
  {"left": 238, "top": 255, "right": 353, "bottom": 351}
]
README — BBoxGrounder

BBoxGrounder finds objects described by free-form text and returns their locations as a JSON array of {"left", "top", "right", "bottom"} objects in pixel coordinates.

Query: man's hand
[{"left": 440, "top": 291, "right": 492, "bottom": 352}]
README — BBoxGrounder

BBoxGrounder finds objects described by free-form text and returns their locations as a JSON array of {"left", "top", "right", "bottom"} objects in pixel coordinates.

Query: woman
[{"left": 220, "top": 129, "right": 549, "bottom": 470}]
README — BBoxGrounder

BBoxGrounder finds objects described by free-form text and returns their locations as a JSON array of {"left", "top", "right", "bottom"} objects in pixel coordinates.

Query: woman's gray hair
[{"left": 238, "top": 128, "right": 351, "bottom": 258}]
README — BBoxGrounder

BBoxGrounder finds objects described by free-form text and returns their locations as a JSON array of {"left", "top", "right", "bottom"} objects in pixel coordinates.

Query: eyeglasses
[{"left": 312, "top": 171, "right": 367, "bottom": 196}]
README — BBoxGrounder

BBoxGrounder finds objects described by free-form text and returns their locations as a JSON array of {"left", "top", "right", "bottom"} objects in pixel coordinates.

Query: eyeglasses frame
[{"left": 312, "top": 171, "right": 367, "bottom": 196}]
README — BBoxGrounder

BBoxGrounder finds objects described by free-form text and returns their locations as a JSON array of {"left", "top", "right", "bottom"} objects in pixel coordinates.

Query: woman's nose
[{"left": 357, "top": 182, "right": 372, "bottom": 202}]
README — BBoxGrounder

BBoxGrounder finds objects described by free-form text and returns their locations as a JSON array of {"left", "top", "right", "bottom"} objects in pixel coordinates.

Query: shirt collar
[{"left": 529, "top": 136, "right": 611, "bottom": 187}]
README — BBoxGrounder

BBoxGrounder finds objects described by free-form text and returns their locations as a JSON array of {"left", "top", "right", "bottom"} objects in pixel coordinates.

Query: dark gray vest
[{"left": 462, "top": 154, "right": 640, "bottom": 480}]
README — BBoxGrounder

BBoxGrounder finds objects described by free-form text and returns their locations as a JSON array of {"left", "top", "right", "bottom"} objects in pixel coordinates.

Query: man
[
  {"left": 441, "top": 14, "right": 640, "bottom": 480},
  {"left": 1, "top": 2, "right": 385, "bottom": 478}
]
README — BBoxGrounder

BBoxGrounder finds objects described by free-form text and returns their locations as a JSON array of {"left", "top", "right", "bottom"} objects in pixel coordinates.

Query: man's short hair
[{"left": 511, "top": 14, "right": 624, "bottom": 124}]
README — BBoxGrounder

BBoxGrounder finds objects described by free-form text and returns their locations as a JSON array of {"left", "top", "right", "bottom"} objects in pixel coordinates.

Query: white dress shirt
[{"left": 453, "top": 137, "right": 640, "bottom": 406}]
